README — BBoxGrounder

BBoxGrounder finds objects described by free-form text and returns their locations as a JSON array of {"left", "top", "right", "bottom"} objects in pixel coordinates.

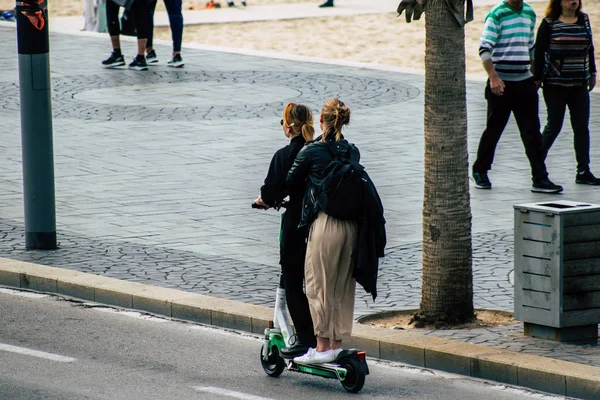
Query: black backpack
[{"left": 317, "top": 142, "right": 367, "bottom": 221}]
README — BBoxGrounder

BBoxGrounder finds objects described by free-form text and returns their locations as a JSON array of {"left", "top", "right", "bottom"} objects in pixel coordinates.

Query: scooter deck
[{"left": 290, "top": 360, "right": 346, "bottom": 380}]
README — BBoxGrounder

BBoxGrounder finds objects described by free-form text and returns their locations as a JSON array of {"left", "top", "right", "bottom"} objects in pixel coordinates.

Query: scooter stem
[{"left": 273, "top": 287, "right": 294, "bottom": 348}]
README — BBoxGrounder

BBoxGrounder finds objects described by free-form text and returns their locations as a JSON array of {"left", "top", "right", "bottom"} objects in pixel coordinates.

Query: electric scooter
[{"left": 259, "top": 278, "right": 369, "bottom": 393}]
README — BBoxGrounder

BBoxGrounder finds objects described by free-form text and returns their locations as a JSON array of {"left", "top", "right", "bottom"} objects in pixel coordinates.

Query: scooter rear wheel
[
  {"left": 260, "top": 344, "right": 285, "bottom": 377},
  {"left": 339, "top": 358, "right": 366, "bottom": 393}
]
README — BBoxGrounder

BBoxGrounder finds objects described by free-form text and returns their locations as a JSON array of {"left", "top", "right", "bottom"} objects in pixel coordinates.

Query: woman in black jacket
[
  {"left": 286, "top": 98, "right": 359, "bottom": 364},
  {"left": 253, "top": 103, "right": 316, "bottom": 357}
]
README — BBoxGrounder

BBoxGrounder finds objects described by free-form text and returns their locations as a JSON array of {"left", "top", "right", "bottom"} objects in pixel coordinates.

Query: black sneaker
[
  {"left": 280, "top": 343, "right": 311, "bottom": 358},
  {"left": 102, "top": 52, "right": 125, "bottom": 68},
  {"left": 531, "top": 178, "right": 563, "bottom": 194},
  {"left": 128, "top": 55, "right": 148, "bottom": 71},
  {"left": 319, "top": 0, "right": 334, "bottom": 7},
  {"left": 146, "top": 50, "right": 159, "bottom": 64},
  {"left": 167, "top": 54, "right": 184, "bottom": 68},
  {"left": 473, "top": 171, "right": 491, "bottom": 189},
  {"left": 576, "top": 170, "right": 600, "bottom": 185}
]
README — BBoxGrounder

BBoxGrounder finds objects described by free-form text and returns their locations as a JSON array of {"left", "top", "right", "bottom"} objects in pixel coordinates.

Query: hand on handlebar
[{"left": 252, "top": 196, "right": 270, "bottom": 210}]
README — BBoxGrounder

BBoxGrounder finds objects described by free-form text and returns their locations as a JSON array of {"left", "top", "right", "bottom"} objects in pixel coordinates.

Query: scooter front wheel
[
  {"left": 339, "top": 358, "right": 366, "bottom": 393},
  {"left": 260, "top": 344, "right": 285, "bottom": 377}
]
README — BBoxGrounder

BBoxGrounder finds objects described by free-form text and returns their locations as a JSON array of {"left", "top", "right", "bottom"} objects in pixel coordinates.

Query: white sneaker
[
  {"left": 294, "top": 348, "right": 316, "bottom": 363},
  {"left": 331, "top": 348, "right": 343, "bottom": 360}
]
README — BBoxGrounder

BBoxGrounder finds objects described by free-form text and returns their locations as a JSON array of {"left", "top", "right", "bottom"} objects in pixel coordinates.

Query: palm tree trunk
[{"left": 416, "top": 0, "right": 474, "bottom": 326}]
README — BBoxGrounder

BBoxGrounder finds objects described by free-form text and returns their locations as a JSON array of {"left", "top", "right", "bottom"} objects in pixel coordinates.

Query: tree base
[{"left": 410, "top": 309, "right": 476, "bottom": 329}]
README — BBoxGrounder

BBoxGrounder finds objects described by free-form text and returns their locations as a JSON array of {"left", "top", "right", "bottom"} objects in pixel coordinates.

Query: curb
[{"left": 1, "top": 257, "right": 599, "bottom": 399}]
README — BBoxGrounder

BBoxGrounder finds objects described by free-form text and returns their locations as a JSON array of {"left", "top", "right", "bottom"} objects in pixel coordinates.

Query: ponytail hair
[
  {"left": 283, "top": 102, "right": 315, "bottom": 142},
  {"left": 321, "top": 98, "right": 351, "bottom": 141}
]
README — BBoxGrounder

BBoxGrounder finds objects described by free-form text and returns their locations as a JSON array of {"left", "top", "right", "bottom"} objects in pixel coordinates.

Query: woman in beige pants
[{"left": 286, "top": 98, "right": 360, "bottom": 364}]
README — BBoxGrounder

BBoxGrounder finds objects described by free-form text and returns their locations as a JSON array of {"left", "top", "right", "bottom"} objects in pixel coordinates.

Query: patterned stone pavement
[{"left": 1, "top": 26, "right": 600, "bottom": 367}]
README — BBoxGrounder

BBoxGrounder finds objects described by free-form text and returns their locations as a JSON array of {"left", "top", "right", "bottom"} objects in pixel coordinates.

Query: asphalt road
[{"left": 0, "top": 288, "right": 571, "bottom": 400}]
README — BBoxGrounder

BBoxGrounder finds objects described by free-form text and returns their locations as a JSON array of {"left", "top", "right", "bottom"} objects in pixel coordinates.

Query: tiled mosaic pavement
[{"left": 1, "top": 25, "right": 600, "bottom": 367}]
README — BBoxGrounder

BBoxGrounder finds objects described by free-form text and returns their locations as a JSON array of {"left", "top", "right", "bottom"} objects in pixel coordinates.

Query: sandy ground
[
  {"left": 155, "top": 1, "right": 599, "bottom": 76},
  {"left": 362, "top": 309, "right": 517, "bottom": 330},
  {"left": 1, "top": 1, "right": 598, "bottom": 75},
  {"left": 0, "top": 0, "right": 304, "bottom": 15}
]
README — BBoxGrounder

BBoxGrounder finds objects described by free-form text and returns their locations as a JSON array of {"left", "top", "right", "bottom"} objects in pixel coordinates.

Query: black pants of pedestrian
[
  {"left": 106, "top": 0, "right": 149, "bottom": 39},
  {"left": 541, "top": 83, "right": 590, "bottom": 172},
  {"left": 281, "top": 263, "right": 316, "bottom": 347},
  {"left": 472, "top": 78, "right": 548, "bottom": 181},
  {"left": 146, "top": 0, "right": 184, "bottom": 53}
]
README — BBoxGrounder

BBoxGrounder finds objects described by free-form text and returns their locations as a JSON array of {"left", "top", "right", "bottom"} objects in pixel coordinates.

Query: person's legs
[
  {"left": 330, "top": 219, "right": 357, "bottom": 350},
  {"left": 126, "top": 0, "right": 149, "bottom": 70},
  {"left": 512, "top": 79, "right": 562, "bottom": 192},
  {"left": 102, "top": 0, "right": 125, "bottom": 67},
  {"left": 511, "top": 79, "right": 549, "bottom": 182},
  {"left": 472, "top": 82, "right": 512, "bottom": 178},
  {"left": 568, "top": 85, "right": 591, "bottom": 172},
  {"left": 146, "top": 0, "right": 158, "bottom": 54},
  {"left": 163, "top": 0, "right": 183, "bottom": 55},
  {"left": 281, "top": 261, "right": 315, "bottom": 348},
  {"left": 106, "top": 0, "right": 121, "bottom": 48},
  {"left": 300, "top": 213, "right": 345, "bottom": 361},
  {"left": 567, "top": 86, "right": 600, "bottom": 184},
  {"left": 540, "top": 84, "right": 568, "bottom": 160},
  {"left": 129, "top": 0, "right": 148, "bottom": 53}
]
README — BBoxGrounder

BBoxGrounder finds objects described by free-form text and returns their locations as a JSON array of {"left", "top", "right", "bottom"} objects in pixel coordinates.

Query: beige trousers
[{"left": 305, "top": 212, "right": 357, "bottom": 341}]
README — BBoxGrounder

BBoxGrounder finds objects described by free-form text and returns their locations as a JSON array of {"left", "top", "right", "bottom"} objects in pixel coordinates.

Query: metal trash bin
[{"left": 514, "top": 200, "right": 600, "bottom": 341}]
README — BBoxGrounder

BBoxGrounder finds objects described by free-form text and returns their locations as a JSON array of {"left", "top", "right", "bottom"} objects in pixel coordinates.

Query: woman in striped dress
[{"left": 534, "top": 0, "right": 599, "bottom": 185}]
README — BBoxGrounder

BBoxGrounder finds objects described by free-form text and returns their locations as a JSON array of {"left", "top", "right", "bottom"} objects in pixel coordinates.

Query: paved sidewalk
[{"left": 1, "top": 23, "right": 600, "bottom": 391}]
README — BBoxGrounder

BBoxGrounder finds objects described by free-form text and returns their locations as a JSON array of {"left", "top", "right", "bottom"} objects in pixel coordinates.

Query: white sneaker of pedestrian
[
  {"left": 331, "top": 348, "right": 343, "bottom": 360},
  {"left": 294, "top": 348, "right": 340, "bottom": 364},
  {"left": 293, "top": 348, "right": 316, "bottom": 363}
]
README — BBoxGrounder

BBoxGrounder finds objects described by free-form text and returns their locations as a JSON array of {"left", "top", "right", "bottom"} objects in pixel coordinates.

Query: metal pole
[{"left": 15, "top": 0, "right": 57, "bottom": 250}]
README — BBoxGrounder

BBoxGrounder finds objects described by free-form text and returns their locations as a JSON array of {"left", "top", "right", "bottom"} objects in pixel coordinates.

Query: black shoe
[
  {"left": 576, "top": 170, "right": 600, "bottom": 185},
  {"left": 472, "top": 171, "right": 491, "bottom": 189},
  {"left": 146, "top": 50, "right": 159, "bottom": 64},
  {"left": 102, "top": 52, "right": 125, "bottom": 68},
  {"left": 280, "top": 343, "right": 311, "bottom": 358},
  {"left": 167, "top": 54, "right": 184, "bottom": 68},
  {"left": 531, "top": 178, "right": 563, "bottom": 194},
  {"left": 128, "top": 55, "right": 148, "bottom": 71},
  {"left": 227, "top": 1, "right": 234, "bottom": 6},
  {"left": 319, "top": 0, "right": 334, "bottom": 7}
]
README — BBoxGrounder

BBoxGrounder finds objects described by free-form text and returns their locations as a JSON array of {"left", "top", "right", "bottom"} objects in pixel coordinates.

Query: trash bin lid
[{"left": 513, "top": 200, "right": 600, "bottom": 214}]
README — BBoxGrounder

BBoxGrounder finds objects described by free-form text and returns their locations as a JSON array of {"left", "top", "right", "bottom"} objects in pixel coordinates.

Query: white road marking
[
  {"left": 0, "top": 343, "right": 76, "bottom": 363},
  {"left": 0, "top": 288, "right": 48, "bottom": 298},
  {"left": 192, "top": 386, "right": 276, "bottom": 400}
]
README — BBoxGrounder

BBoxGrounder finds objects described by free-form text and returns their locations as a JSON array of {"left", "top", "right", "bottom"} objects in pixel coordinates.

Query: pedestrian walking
[
  {"left": 472, "top": 0, "right": 563, "bottom": 193},
  {"left": 102, "top": 0, "right": 150, "bottom": 70},
  {"left": 534, "top": 0, "right": 599, "bottom": 185},
  {"left": 253, "top": 103, "right": 316, "bottom": 358},
  {"left": 84, "top": 0, "right": 101, "bottom": 31},
  {"left": 286, "top": 99, "right": 361, "bottom": 364},
  {"left": 145, "top": 0, "right": 185, "bottom": 67}
]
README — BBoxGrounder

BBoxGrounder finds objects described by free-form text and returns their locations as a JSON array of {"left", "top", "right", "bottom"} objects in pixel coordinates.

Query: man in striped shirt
[{"left": 472, "top": 0, "right": 564, "bottom": 193}]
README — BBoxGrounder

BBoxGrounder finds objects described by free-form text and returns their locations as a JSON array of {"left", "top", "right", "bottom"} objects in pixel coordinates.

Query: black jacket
[
  {"left": 286, "top": 134, "right": 360, "bottom": 227},
  {"left": 354, "top": 174, "right": 386, "bottom": 300},
  {"left": 286, "top": 134, "right": 385, "bottom": 300},
  {"left": 261, "top": 136, "right": 307, "bottom": 266}
]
